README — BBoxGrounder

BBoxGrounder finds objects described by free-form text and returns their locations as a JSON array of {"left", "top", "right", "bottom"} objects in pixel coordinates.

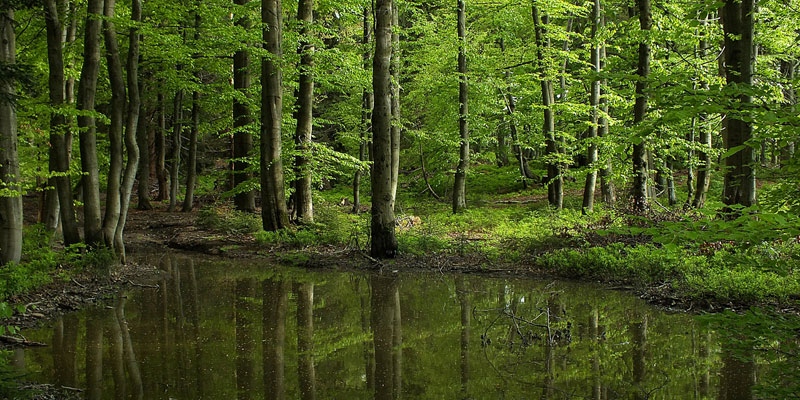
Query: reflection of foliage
[{"left": 701, "top": 309, "right": 800, "bottom": 399}]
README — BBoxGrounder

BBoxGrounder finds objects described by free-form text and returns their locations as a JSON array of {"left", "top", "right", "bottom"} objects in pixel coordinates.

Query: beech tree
[
  {"left": 0, "top": 7, "right": 21, "bottom": 264},
  {"left": 452, "top": 0, "right": 468, "bottom": 213},
  {"left": 631, "top": 0, "right": 652, "bottom": 212},
  {"left": 294, "top": 0, "right": 315, "bottom": 223},
  {"left": 232, "top": 0, "right": 256, "bottom": 213}
]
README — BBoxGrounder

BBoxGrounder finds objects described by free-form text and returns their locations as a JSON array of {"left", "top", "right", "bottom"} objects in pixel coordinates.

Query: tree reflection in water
[{"left": 15, "top": 255, "right": 800, "bottom": 399}]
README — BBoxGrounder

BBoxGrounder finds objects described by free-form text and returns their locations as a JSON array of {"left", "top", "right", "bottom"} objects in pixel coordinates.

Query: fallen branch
[
  {"left": 0, "top": 335, "right": 47, "bottom": 347},
  {"left": 127, "top": 280, "right": 159, "bottom": 289}
]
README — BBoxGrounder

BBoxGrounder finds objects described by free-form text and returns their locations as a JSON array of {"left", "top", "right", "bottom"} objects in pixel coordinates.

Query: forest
[{"left": 0, "top": 0, "right": 798, "bottom": 330}]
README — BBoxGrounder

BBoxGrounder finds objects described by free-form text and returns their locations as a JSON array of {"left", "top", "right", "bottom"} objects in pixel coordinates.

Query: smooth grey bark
[
  {"left": 44, "top": 0, "right": 81, "bottom": 246},
  {"left": 632, "top": 0, "right": 652, "bottom": 212},
  {"left": 582, "top": 0, "right": 602, "bottom": 214},
  {"left": 389, "top": 1, "right": 400, "bottom": 203},
  {"left": 293, "top": 0, "right": 315, "bottom": 223},
  {"left": 0, "top": 9, "right": 21, "bottom": 264},
  {"left": 352, "top": 6, "right": 372, "bottom": 214},
  {"left": 101, "top": 0, "right": 126, "bottom": 248},
  {"left": 114, "top": 0, "right": 142, "bottom": 262},
  {"left": 532, "top": 6, "right": 562, "bottom": 209},
  {"left": 261, "top": 0, "right": 290, "bottom": 231},
  {"left": 232, "top": 0, "right": 256, "bottom": 213},
  {"left": 371, "top": 0, "right": 397, "bottom": 258},
  {"left": 721, "top": 0, "right": 757, "bottom": 209},
  {"left": 77, "top": 0, "right": 104, "bottom": 246},
  {"left": 452, "top": 0, "right": 468, "bottom": 213},
  {"left": 168, "top": 88, "right": 184, "bottom": 212}
]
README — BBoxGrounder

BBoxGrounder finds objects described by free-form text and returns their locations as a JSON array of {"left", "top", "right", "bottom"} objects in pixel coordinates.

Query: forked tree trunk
[
  {"left": 261, "top": 0, "right": 290, "bottom": 231},
  {"left": 0, "top": 9, "right": 22, "bottom": 264},
  {"left": 452, "top": 0, "right": 468, "bottom": 213},
  {"left": 632, "top": 0, "right": 652, "bottom": 212},
  {"left": 232, "top": 0, "right": 256, "bottom": 213},
  {"left": 44, "top": 0, "right": 81, "bottom": 245},
  {"left": 77, "top": 0, "right": 104, "bottom": 245},
  {"left": 371, "top": 0, "right": 397, "bottom": 258},
  {"left": 294, "top": 0, "right": 315, "bottom": 223}
]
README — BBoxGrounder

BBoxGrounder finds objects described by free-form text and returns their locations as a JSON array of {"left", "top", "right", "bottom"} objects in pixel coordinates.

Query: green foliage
[{"left": 197, "top": 206, "right": 262, "bottom": 234}]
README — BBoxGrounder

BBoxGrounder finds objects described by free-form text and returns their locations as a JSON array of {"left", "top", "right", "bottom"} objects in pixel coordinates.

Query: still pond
[{"left": 10, "top": 253, "right": 800, "bottom": 399}]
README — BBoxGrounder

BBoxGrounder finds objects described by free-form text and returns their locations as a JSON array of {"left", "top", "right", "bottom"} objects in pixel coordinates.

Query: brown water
[{"left": 11, "top": 252, "right": 799, "bottom": 399}]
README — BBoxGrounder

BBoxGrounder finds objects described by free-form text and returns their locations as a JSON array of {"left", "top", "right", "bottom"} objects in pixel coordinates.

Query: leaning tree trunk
[
  {"left": 532, "top": 6, "right": 562, "bottom": 210},
  {"left": 44, "top": 0, "right": 81, "bottom": 245},
  {"left": 371, "top": 0, "right": 397, "bottom": 258},
  {"left": 452, "top": 0, "right": 469, "bottom": 213},
  {"left": 261, "top": 0, "right": 290, "bottom": 231},
  {"left": 232, "top": 0, "right": 256, "bottom": 213},
  {"left": 721, "top": 0, "right": 757, "bottom": 209},
  {"left": 113, "top": 0, "right": 142, "bottom": 262},
  {"left": 77, "top": 0, "right": 104, "bottom": 246},
  {"left": 631, "top": 0, "right": 652, "bottom": 213},
  {"left": 353, "top": 5, "right": 372, "bottom": 214},
  {"left": 0, "top": 9, "right": 22, "bottom": 265},
  {"left": 582, "top": 0, "right": 602, "bottom": 214},
  {"left": 293, "top": 0, "right": 315, "bottom": 223},
  {"left": 101, "top": 0, "right": 127, "bottom": 248}
]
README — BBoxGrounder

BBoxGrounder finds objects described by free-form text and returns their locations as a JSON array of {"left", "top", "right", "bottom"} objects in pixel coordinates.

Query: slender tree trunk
[
  {"left": 294, "top": 0, "right": 315, "bottom": 223},
  {"left": 156, "top": 92, "right": 168, "bottom": 201},
  {"left": 371, "top": 0, "right": 397, "bottom": 258},
  {"left": 168, "top": 88, "right": 184, "bottom": 212},
  {"left": 389, "top": 1, "right": 400, "bottom": 202},
  {"left": 183, "top": 8, "right": 202, "bottom": 213},
  {"left": 114, "top": 0, "right": 142, "bottom": 262},
  {"left": 136, "top": 91, "right": 152, "bottom": 210},
  {"left": 102, "top": 0, "right": 126, "bottom": 247},
  {"left": 232, "top": 0, "right": 256, "bottom": 213},
  {"left": 44, "top": 0, "right": 81, "bottom": 245},
  {"left": 353, "top": 6, "right": 372, "bottom": 214},
  {"left": 261, "top": 0, "right": 290, "bottom": 231},
  {"left": 582, "top": 0, "right": 602, "bottom": 214},
  {"left": 599, "top": 42, "right": 615, "bottom": 206},
  {"left": 532, "top": 7, "right": 562, "bottom": 209},
  {"left": 452, "top": 0, "right": 468, "bottom": 213},
  {"left": 779, "top": 59, "right": 796, "bottom": 166},
  {"left": 77, "top": 0, "right": 104, "bottom": 246},
  {"left": 632, "top": 0, "right": 652, "bottom": 212},
  {"left": 721, "top": 0, "right": 757, "bottom": 209},
  {"left": 0, "top": 9, "right": 21, "bottom": 264}
]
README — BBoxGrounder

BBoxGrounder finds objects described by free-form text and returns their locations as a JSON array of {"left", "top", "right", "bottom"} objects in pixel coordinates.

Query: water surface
[{"left": 13, "top": 253, "right": 799, "bottom": 399}]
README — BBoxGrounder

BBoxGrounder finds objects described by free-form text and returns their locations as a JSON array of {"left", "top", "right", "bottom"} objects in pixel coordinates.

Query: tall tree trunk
[
  {"left": 582, "top": 0, "right": 602, "bottom": 214},
  {"left": 168, "top": 88, "right": 184, "bottom": 212},
  {"left": 44, "top": 0, "right": 81, "bottom": 246},
  {"left": 156, "top": 91, "right": 168, "bottom": 201},
  {"left": 599, "top": 42, "right": 615, "bottom": 206},
  {"left": 532, "top": 7, "right": 562, "bottom": 209},
  {"left": 632, "top": 0, "right": 652, "bottom": 212},
  {"left": 721, "top": 0, "right": 757, "bottom": 209},
  {"left": 353, "top": 6, "right": 372, "bottom": 214},
  {"left": 77, "top": 0, "right": 104, "bottom": 246},
  {"left": 114, "top": 0, "right": 142, "bottom": 262},
  {"left": 101, "top": 0, "right": 127, "bottom": 247},
  {"left": 371, "top": 0, "right": 397, "bottom": 258},
  {"left": 232, "top": 0, "right": 256, "bottom": 213},
  {"left": 779, "top": 59, "right": 796, "bottom": 167},
  {"left": 389, "top": 1, "right": 400, "bottom": 202},
  {"left": 183, "top": 7, "right": 202, "bottom": 213},
  {"left": 293, "top": 0, "right": 315, "bottom": 223},
  {"left": 261, "top": 0, "right": 290, "bottom": 231},
  {"left": 136, "top": 91, "right": 152, "bottom": 210},
  {"left": 452, "top": 0, "right": 468, "bottom": 213},
  {"left": 0, "top": 9, "right": 21, "bottom": 264}
]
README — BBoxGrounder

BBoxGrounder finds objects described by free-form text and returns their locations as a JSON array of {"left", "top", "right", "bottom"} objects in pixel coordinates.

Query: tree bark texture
[
  {"left": 232, "top": 0, "right": 256, "bottom": 213},
  {"left": 371, "top": 0, "right": 397, "bottom": 258},
  {"left": 44, "top": 0, "right": 81, "bottom": 246},
  {"left": 101, "top": 0, "right": 126, "bottom": 248},
  {"left": 721, "top": 0, "right": 757, "bottom": 208},
  {"left": 77, "top": 0, "right": 104, "bottom": 245},
  {"left": 353, "top": 6, "right": 372, "bottom": 214},
  {"left": 0, "top": 9, "right": 21, "bottom": 264},
  {"left": 389, "top": 1, "right": 400, "bottom": 203},
  {"left": 452, "top": 0, "right": 468, "bottom": 213},
  {"left": 582, "top": 0, "right": 602, "bottom": 214},
  {"left": 261, "top": 0, "right": 290, "bottom": 231},
  {"left": 294, "top": 0, "right": 315, "bottom": 223},
  {"left": 632, "top": 0, "right": 652, "bottom": 212},
  {"left": 183, "top": 8, "right": 202, "bottom": 213}
]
